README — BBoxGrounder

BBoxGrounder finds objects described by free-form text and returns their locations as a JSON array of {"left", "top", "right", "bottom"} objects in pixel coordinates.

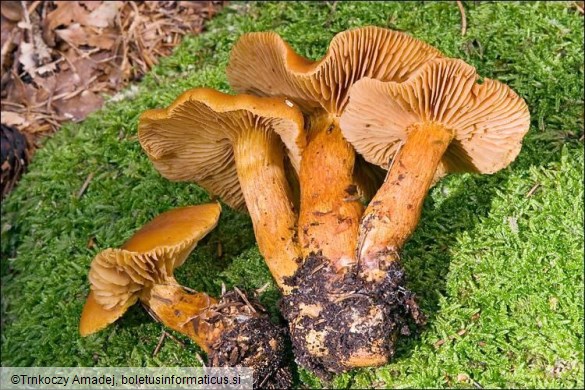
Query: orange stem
[
  {"left": 298, "top": 113, "right": 363, "bottom": 271},
  {"left": 358, "top": 122, "right": 452, "bottom": 282},
  {"left": 141, "top": 283, "right": 218, "bottom": 352},
  {"left": 234, "top": 129, "right": 302, "bottom": 293}
]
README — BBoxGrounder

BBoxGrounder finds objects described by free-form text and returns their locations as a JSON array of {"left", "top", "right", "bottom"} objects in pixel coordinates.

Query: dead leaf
[
  {"left": 1, "top": 1, "right": 23, "bottom": 22},
  {"left": 55, "top": 23, "right": 117, "bottom": 50},
  {"left": 0, "top": 111, "right": 27, "bottom": 127},
  {"left": 83, "top": 1, "right": 123, "bottom": 28},
  {"left": 79, "top": 1, "right": 101, "bottom": 12},
  {"left": 53, "top": 89, "right": 103, "bottom": 121},
  {"left": 43, "top": 1, "right": 90, "bottom": 46}
]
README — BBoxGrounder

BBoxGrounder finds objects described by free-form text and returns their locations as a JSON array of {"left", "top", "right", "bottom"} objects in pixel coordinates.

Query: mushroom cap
[
  {"left": 139, "top": 88, "right": 305, "bottom": 211},
  {"left": 79, "top": 203, "right": 221, "bottom": 336},
  {"left": 340, "top": 58, "right": 531, "bottom": 174},
  {"left": 227, "top": 26, "right": 443, "bottom": 115}
]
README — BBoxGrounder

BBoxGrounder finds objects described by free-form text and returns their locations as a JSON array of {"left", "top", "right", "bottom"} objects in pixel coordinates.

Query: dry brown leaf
[
  {"left": 79, "top": 2, "right": 101, "bottom": 12},
  {"left": 43, "top": 1, "right": 90, "bottom": 46},
  {"left": 53, "top": 89, "right": 103, "bottom": 121},
  {"left": 55, "top": 23, "right": 117, "bottom": 50},
  {"left": 83, "top": 1, "right": 123, "bottom": 28},
  {"left": 0, "top": 111, "right": 27, "bottom": 127},
  {"left": 0, "top": 1, "right": 23, "bottom": 22}
]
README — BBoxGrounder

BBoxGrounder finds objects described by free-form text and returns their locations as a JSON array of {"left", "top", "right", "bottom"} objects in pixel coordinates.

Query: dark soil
[
  {"left": 281, "top": 253, "right": 425, "bottom": 380},
  {"left": 207, "top": 290, "right": 293, "bottom": 389}
]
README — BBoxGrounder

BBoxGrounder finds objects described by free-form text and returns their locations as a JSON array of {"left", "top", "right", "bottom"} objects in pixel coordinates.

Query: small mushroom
[
  {"left": 79, "top": 204, "right": 291, "bottom": 388},
  {"left": 340, "top": 58, "right": 530, "bottom": 282},
  {"left": 80, "top": 203, "right": 221, "bottom": 336},
  {"left": 138, "top": 88, "right": 305, "bottom": 293},
  {"left": 227, "top": 26, "right": 443, "bottom": 375}
]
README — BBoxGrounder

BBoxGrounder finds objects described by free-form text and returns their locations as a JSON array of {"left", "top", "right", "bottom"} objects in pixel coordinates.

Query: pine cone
[{"left": 1, "top": 123, "right": 30, "bottom": 200}]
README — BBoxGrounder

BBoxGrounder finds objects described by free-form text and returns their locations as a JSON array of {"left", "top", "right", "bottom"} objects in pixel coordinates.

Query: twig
[
  {"left": 456, "top": 1, "right": 467, "bottom": 36},
  {"left": 255, "top": 282, "right": 270, "bottom": 295},
  {"left": 324, "top": 1, "right": 338, "bottom": 28},
  {"left": 525, "top": 183, "right": 541, "bottom": 198},
  {"left": 195, "top": 353, "right": 206, "bottom": 367},
  {"left": 574, "top": 2, "right": 584, "bottom": 15},
  {"left": 233, "top": 286, "right": 256, "bottom": 313},
  {"left": 77, "top": 172, "right": 95, "bottom": 198},
  {"left": 152, "top": 330, "right": 166, "bottom": 357},
  {"left": 179, "top": 284, "right": 197, "bottom": 293},
  {"left": 163, "top": 330, "right": 185, "bottom": 348}
]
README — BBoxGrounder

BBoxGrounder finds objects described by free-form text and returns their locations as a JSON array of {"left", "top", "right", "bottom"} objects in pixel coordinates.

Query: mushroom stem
[
  {"left": 233, "top": 129, "right": 301, "bottom": 292},
  {"left": 358, "top": 122, "right": 453, "bottom": 282},
  {"left": 298, "top": 112, "right": 363, "bottom": 271},
  {"left": 142, "top": 283, "right": 292, "bottom": 388},
  {"left": 141, "top": 283, "right": 218, "bottom": 352}
]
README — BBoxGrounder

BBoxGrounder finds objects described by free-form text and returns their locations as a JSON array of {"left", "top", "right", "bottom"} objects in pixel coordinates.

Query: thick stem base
[
  {"left": 281, "top": 254, "right": 425, "bottom": 379},
  {"left": 143, "top": 285, "right": 292, "bottom": 388}
]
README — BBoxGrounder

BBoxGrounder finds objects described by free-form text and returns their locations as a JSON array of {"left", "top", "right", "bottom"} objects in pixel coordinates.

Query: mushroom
[
  {"left": 79, "top": 204, "right": 291, "bottom": 388},
  {"left": 340, "top": 58, "right": 530, "bottom": 284},
  {"left": 227, "top": 26, "right": 442, "bottom": 375},
  {"left": 138, "top": 88, "right": 305, "bottom": 293}
]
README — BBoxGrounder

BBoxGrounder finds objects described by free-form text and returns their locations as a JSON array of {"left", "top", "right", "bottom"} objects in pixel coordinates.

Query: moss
[{"left": 1, "top": 1, "right": 583, "bottom": 388}]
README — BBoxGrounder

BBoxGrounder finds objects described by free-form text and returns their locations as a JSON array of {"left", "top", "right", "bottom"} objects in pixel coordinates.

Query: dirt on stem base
[
  {"left": 205, "top": 290, "right": 293, "bottom": 389},
  {"left": 281, "top": 253, "right": 425, "bottom": 379}
]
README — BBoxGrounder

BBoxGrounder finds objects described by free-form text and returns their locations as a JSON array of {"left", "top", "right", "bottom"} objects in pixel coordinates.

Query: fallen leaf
[
  {"left": 55, "top": 23, "right": 117, "bottom": 50},
  {"left": 84, "top": 1, "right": 123, "bottom": 28},
  {"left": 53, "top": 90, "right": 103, "bottom": 121},
  {"left": 43, "top": 1, "right": 90, "bottom": 46},
  {"left": 0, "top": 111, "right": 27, "bottom": 127},
  {"left": 1, "top": 1, "right": 23, "bottom": 22}
]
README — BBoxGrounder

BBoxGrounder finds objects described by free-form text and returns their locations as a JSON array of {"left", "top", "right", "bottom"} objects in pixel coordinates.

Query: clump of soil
[
  {"left": 206, "top": 290, "right": 293, "bottom": 389},
  {"left": 281, "top": 253, "right": 425, "bottom": 379}
]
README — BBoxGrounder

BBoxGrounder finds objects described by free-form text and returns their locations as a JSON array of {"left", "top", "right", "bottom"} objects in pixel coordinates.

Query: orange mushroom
[
  {"left": 79, "top": 204, "right": 291, "bottom": 388},
  {"left": 227, "top": 26, "right": 442, "bottom": 375},
  {"left": 138, "top": 89, "right": 305, "bottom": 294},
  {"left": 341, "top": 58, "right": 530, "bottom": 283}
]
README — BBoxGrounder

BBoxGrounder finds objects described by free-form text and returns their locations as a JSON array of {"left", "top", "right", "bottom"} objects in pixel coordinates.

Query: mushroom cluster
[{"left": 136, "top": 27, "right": 530, "bottom": 379}]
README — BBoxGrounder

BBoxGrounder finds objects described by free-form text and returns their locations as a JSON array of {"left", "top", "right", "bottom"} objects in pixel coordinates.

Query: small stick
[
  {"left": 77, "top": 172, "right": 95, "bottom": 198},
  {"left": 525, "top": 183, "right": 540, "bottom": 198},
  {"left": 152, "top": 330, "right": 166, "bottom": 357},
  {"left": 255, "top": 282, "right": 270, "bottom": 295},
  {"left": 164, "top": 330, "right": 185, "bottom": 348},
  {"left": 456, "top": 1, "right": 467, "bottom": 36},
  {"left": 180, "top": 285, "right": 198, "bottom": 293},
  {"left": 195, "top": 352, "right": 207, "bottom": 367},
  {"left": 234, "top": 286, "right": 256, "bottom": 313}
]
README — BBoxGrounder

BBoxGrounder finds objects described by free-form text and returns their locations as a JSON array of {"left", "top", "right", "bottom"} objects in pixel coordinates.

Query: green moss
[{"left": 1, "top": 1, "right": 583, "bottom": 388}]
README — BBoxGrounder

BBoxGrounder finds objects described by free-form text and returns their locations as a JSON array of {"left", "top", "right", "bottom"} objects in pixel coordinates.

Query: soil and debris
[
  {"left": 1, "top": 1, "right": 224, "bottom": 199},
  {"left": 205, "top": 289, "right": 293, "bottom": 389},
  {"left": 281, "top": 253, "right": 425, "bottom": 380}
]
